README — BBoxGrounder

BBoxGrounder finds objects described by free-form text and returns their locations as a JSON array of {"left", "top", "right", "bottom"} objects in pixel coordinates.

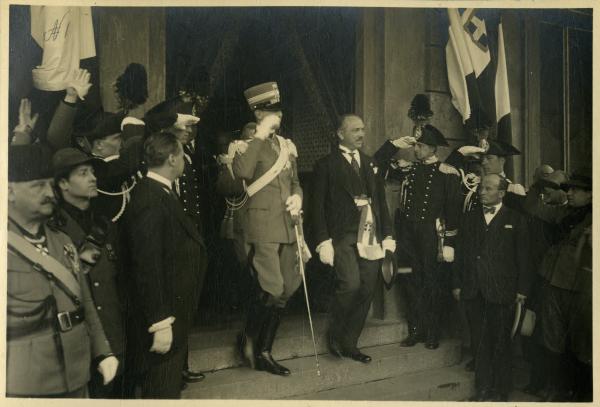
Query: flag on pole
[
  {"left": 445, "top": 8, "right": 512, "bottom": 140},
  {"left": 31, "top": 6, "right": 96, "bottom": 91}
]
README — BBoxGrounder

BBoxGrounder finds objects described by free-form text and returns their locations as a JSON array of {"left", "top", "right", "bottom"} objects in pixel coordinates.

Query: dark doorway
[{"left": 165, "top": 8, "right": 359, "bottom": 324}]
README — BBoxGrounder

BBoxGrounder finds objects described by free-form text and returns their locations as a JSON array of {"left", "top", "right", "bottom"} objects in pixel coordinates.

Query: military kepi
[
  {"left": 244, "top": 82, "right": 281, "bottom": 111},
  {"left": 418, "top": 124, "right": 449, "bottom": 147},
  {"left": 8, "top": 144, "right": 53, "bottom": 182}
]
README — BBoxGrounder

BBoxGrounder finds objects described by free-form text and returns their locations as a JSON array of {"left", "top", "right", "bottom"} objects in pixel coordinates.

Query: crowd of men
[{"left": 6, "top": 65, "right": 593, "bottom": 401}]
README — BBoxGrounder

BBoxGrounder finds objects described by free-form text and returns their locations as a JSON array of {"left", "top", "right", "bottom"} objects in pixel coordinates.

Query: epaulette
[
  {"left": 439, "top": 162, "right": 460, "bottom": 176},
  {"left": 229, "top": 140, "right": 250, "bottom": 156},
  {"left": 285, "top": 139, "right": 298, "bottom": 158}
]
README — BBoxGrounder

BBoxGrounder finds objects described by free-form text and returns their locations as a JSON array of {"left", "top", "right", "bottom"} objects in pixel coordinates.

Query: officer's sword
[{"left": 292, "top": 211, "right": 321, "bottom": 376}]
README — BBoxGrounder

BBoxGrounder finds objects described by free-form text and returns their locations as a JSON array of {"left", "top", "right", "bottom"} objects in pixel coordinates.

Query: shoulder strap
[
  {"left": 7, "top": 230, "right": 81, "bottom": 300},
  {"left": 246, "top": 135, "right": 290, "bottom": 197}
]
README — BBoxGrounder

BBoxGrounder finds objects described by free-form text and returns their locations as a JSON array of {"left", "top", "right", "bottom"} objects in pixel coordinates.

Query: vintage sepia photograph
[{"left": 2, "top": 0, "right": 595, "bottom": 403}]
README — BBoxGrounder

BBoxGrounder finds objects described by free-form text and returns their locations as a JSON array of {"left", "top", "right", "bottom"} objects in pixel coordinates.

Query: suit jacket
[
  {"left": 453, "top": 204, "right": 533, "bottom": 305},
  {"left": 6, "top": 219, "right": 111, "bottom": 395},
  {"left": 232, "top": 136, "right": 302, "bottom": 243},
  {"left": 311, "top": 149, "right": 392, "bottom": 245},
  {"left": 122, "top": 177, "right": 206, "bottom": 371}
]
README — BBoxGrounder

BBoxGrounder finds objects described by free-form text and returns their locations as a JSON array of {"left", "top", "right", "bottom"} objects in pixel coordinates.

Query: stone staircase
[{"left": 182, "top": 313, "right": 474, "bottom": 400}]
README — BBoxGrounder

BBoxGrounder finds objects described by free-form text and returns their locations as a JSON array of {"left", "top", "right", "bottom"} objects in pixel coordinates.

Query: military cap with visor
[{"left": 244, "top": 82, "right": 282, "bottom": 111}]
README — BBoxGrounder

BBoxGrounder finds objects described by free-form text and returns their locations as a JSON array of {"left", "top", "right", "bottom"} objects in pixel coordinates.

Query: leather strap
[
  {"left": 246, "top": 135, "right": 290, "bottom": 197},
  {"left": 7, "top": 230, "right": 81, "bottom": 300}
]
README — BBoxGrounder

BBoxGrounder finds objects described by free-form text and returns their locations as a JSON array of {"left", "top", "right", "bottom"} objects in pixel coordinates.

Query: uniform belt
[{"left": 7, "top": 307, "right": 86, "bottom": 340}]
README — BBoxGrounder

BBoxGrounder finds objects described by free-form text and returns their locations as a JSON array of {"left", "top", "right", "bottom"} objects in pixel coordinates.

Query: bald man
[{"left": 453, "top": 174, "right": 533, "bottom": 401}]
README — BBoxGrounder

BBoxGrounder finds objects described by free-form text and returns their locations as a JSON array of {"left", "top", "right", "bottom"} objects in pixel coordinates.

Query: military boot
[{"left": 255, "top": 307, "right": 291, "bottom": 376}]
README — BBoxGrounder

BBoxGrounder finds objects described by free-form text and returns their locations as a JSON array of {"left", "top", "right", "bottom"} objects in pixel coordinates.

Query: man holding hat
[
  {"left": 7, "top": 144, "right": 118, "bottom": 397},
  {"left": 312, "top": 114, "right": 395, "bottom": 364},
  {"left": 232, "top": 81, "right": 303, "bottom": 376},
  {"left": 374, "top": 124, "right": 462, "bottom": 350},
  {"left": 50, "top": 148, "right": 126, "bottom": 398},
  {"left": 526, "top": 167, "right": 593, "bottom": 401},
  {"left": 452, "top": 173, "right": 532, "bottom": 401}
]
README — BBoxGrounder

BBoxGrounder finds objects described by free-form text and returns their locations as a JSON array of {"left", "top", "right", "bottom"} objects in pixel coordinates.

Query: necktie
[
  {"left": 483, "top": 206, "right": 496, "bottom": 215},
  {"left": 349, "top": 152, "right": 360, "bottom": 175}
]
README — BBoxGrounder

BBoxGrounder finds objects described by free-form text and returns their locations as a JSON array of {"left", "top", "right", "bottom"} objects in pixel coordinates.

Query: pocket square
[{"left": 504, "top": 224, "right": 513, "bottom": 229}]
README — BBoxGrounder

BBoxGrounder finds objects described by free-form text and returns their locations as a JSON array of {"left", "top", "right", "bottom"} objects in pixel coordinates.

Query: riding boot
[
  {"left": 238, "top": 296, "right": 269, "bottom": 369},
  {"left": 255, "top": 307, "right": 291, "bottom": 376}
]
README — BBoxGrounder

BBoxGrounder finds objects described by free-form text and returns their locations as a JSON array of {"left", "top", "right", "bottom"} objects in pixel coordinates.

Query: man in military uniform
[
  {"left": 374, "top": 125, "right": 462, "bottom": 349},
  {"left": 7, "top": 144, "right": 118, "bottom": 397},
  {"left": 233, "top": 82, "right": 303, "bottom": 376},
  {"left": 51, "top": 148, "right": 126, "bottom": 398}
]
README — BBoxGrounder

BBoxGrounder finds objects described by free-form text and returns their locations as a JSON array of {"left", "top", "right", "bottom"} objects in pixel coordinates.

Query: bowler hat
[
  {"left": 244, "top": 82, "right": 281, "bottom": 111},
  {"left": 8, "top": 144, "right": 53, "bottom": 182}
]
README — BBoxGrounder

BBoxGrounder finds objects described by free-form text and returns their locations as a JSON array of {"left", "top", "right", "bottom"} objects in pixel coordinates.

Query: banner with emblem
[{"left": 445, "top": 9, "right": 512, "bottom": 141}]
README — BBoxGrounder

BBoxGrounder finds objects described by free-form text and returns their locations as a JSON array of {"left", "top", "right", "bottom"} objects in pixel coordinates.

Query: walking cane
[{"left": 292, "top": 211, "right": 321, "bottom": 376}]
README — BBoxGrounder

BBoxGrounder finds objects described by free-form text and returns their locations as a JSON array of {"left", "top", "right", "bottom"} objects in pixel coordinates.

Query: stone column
[{"left": 95, "top": 7, "right": 166, "bottom": 113}]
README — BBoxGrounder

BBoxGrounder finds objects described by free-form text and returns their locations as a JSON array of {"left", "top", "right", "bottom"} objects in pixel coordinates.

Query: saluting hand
[
  {"left": 66, "top": 68, "right": 92, "bottom": 101},
  {"left": 392, "top": 136, "right": 417, "bottom": 149}
]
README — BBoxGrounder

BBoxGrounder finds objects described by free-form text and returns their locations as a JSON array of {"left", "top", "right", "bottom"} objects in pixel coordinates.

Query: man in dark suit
[
  {"left": 122, "top": 132, "right": 206, "bottom": 398},
  {"left": 452, "top": 174, "right": 533, "bottom": 401},
  {"left": 312, "top": 114, "right": 395, "bottom": 363}
]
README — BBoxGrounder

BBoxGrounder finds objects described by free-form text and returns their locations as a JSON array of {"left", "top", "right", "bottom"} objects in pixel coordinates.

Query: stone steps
[
  {"left": 188, "top": 314, "right": 408, "bottom": 373},
  {"left": 287, "top": 363, "right": 475, "bottom": 401},
  {"left": 182, "top": 339, "right": 462, "bottom": 399}
]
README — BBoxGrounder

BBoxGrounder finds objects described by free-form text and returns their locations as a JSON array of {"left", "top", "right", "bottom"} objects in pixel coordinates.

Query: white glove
[
  {"left": 382, "top": 238, "right": 396, "bottom": 253},
  {"left": 14, "top": 98, "right": 39, "bottom": 134},
  {"left": 175, "top": 114, "right": 200, "bottom": 130},
  {"left": 391, "top": 136, "right": 417, "bottom": 149},
  {"left": 66, "top": 68, "right": 92, "bottom": 100},
  {"left": 442, "top": 246, "right": 455, "bottom": 263},
  {"left": 457, "top": 145, "right": 486, "bottom": 156},
  {"left": 285, "top": 194, "right": 302, "bottom": 216},
  {"left": 150, "top": 326, "right": 173, "bottom": 354},
  {"left": 317, "top": 239, "right": 334, "bottom": 266},
  {"left": 254, "top": 115, "right": 281, "bottom": 140},
  {"left": 507, "top": 183, "right": 526, "bottom": 196},
  {"left": 97, "top": 355, "right": 119, "bottom": 385},
  {"left": 217, "top": 153, "right": 233, "bottom": 166}
]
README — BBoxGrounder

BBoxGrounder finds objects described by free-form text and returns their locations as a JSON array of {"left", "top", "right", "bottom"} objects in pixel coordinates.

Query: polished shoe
[
  {"left": 182, "top": 369, "right": 205, "bottom": 383},
  {"left": 341, "top": 350, "right": 372, "bottom": 364},
  {"left": 464, "top": 358, "right": 475, "bottom": 372},
  {"left": 256, "top": 351, "right": 291, "bottom": 376},
  {"left": 400, "top": 326, "right": 424, "bottom": 347},
  {"left": 468, "top": 389, "right": 494, "bottom": 401}
]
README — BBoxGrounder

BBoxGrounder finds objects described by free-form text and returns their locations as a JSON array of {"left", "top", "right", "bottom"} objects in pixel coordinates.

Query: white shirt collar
[
  {"left": 483, "top": 202, "right": 503, "bottom": 224},
  {"left": 146, "top": 171, "right": 173, "bottom": 190},
  {"left": 339, "top": 145, "right": 361, "bottom": 166}
]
